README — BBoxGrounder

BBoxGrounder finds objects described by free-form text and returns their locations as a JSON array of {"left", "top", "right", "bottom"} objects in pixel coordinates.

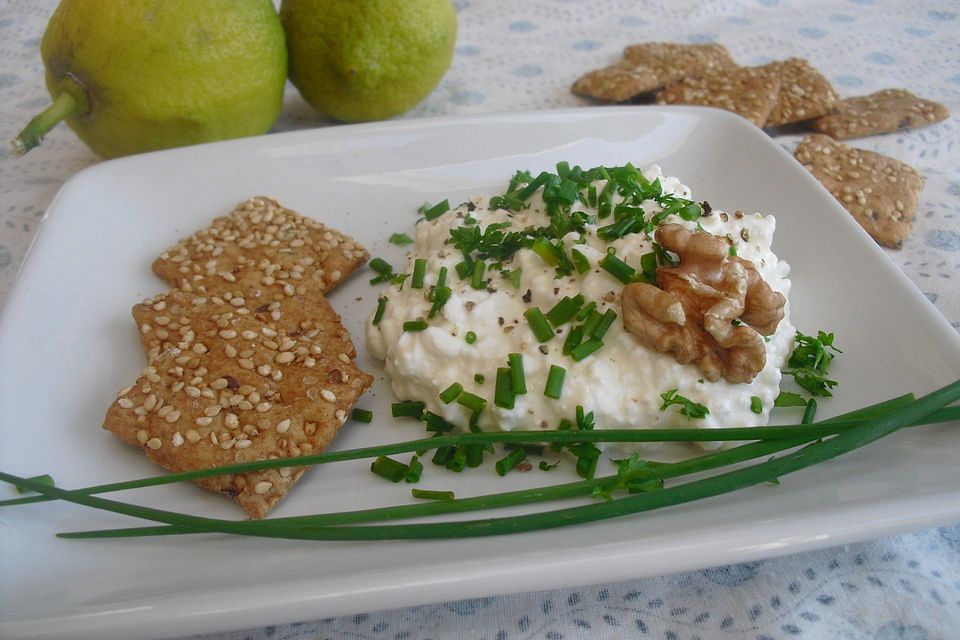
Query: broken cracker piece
[
  {"left": 656, "top": 65, "right": 782, "bottom": 127},
  {"left": 761, "top": 58, "right": 839, "bottom": 126},
  {"left": 795, "top": 133, "right": 924, "bottom": 248},
  {"left": 810, "top": 89, "right": 950, "bottom": 140},
  {"left": 572, "top": 43, "right": 736, "bottom": 102},
  {"left": 153, "top": 196, "right": 369, "bottom": 298},
  {"left": 106, "top": 288, "right": 373, "bottom": 518}
]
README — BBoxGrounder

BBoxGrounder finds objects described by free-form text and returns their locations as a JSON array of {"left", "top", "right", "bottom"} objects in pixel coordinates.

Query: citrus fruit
[
  {"left": 14, "top": 0, "right": 287, "bottom": 158},
  {"left": 280, "top": 0, "right": 457, "bottom": 122}
]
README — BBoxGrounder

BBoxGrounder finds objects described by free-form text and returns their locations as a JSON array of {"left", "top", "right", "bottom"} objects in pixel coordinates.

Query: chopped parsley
[
  {"left": 389, "top": 232, "right": 414, "bottom": 245},
  {"left": 784, "top": 331, "right": 841, "bottom": 397},
  {"left": 659, "top": 389, "right": 709, "bottom": 419}
]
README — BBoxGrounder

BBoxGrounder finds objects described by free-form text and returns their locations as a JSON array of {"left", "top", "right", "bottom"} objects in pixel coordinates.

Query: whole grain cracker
[
  {"left": 795, "top": 133, "right": 924, "bottom": 248},
  {"left": 656, "top": 65, "right": 782, "bottom": 127},
  {"left": 810, "top": 89, "right": 950, "bottom": 140},
  {"left": 761, "top": 58, "right": 839, "bottom": 126},
  {"left": 152, "top": 196, "right": 369, "bottom": 298},
  {"left": 572, "top": 43, "right": 736, "bottom": 102},
  {"left": 105, "top": 288, "right": 373, "bottom": 518}
]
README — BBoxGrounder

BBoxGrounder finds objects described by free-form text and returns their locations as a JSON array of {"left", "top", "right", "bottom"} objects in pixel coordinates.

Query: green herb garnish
[
  {"left": 389, "top": 233, "right": 414, "bottom": 245},
  {"left": 659, "top": 389, "right": 709, "bottom": 419}
]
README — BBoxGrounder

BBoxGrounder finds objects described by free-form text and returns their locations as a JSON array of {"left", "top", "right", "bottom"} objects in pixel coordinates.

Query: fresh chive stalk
[
  {"left": 494, "top": 367, "right": 515, "bottom": 409},
  {"left": 508, "top": 353, "right": 526, "bottom": 394},
  {"left": 372, "top": 297, "right": 388, "bottom": 326},
  {"left": 370, "top": 456, "right": 409, "bottom": 483},
  {"left": 403, "top": 319, "right": 428, "bottom": 332},
  {"left": 545, "top": 295, "right": 585, "bottom": 328},
  {"left": 440, "top": 383, "right": 464, "bottom": 404},
  {"left": 457, "top": 391, "right": 487, "bottom": 414},
  {"left": 351, "top": 409, "right": 373, "bottom": 423},
  {"left": 569, "top": 339, "right": 603, "bottom": 361},
  {"left": 495, "top": 448, "right": 527, "bottom": 476},
  {"left": 392, "top": 401, "right": 426, "bottom": 419},
  {"left": 411, "top": 259, "right": 427, "bottom": 289},
  {"left": 412, "top": 489, "right": 455, "bottom": 502},
  {"left": 599, "top": 253, "right": 636, "bottom": 284}
]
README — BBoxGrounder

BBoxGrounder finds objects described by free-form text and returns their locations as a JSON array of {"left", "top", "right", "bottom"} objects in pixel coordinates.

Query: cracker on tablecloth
[
  {"left": 105, "top": 288, "right": 373, "bottom": 518},
  {"left": 572, "top": 42, "right": 735, "bottom": 102},
  {"left": 794, "top": 134, "right": 924, "bottom": 248},
  {"left": 152, "top": 196, "right": 369, "bottom": 298},
  {"left": 761, "top": 58, "right": 839, "bottom": 126},
  {"left": 656, "top": 65, "right": 782, "bottom": 127},
  {"left": 810, "top": 89, "right": 950, "bottom": 140}
]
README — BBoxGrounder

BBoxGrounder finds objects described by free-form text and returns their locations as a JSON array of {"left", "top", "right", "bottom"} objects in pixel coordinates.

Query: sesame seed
[
  {"left": 321, "top": 389, "right": 337, "bottom": 402},
  {"left": 172, "top": 432, "right": 185, "bottom": 447},
  {"left": 257, "top": 364, "right": 272, "bottom": 376},
  {"left": 146, "top": 438, "right": 162, "bottom": 450},
  {"left": 118, "top": 398, "right": 134, "bottom": 409},
  {"left": 157, "top": 405, "right": 173, "bottom": 418},
  {"left": 276, "top": 418, "right": 291, "bottom": 433},
  {"left": 143, "top": 394, "right": 158, "bottom": 411},
  {"left": 219, "top": 329, "right": 237, "bottom": 339},
  {"left": 235, "top": 439, "right": 253, "bottom": 449},
  {"left": 256, "top": 402, "right": 272, "bottom": 412},
  {"left": 185, "top": 429, "right": 201, "bottom": 443},
  {"left": 155, "top": 316, "right": 171, "bottom": 326},
  {"left": 338, "top": 353, "right": 351, "bottom": 364},
  {"left": 185, "top": 386, "right": 201, "bottom": 398},
  {"left": 136, "top": 429, "right": 149, "bottom": 444},
  {"left": 220, "top": 439, "right": 236, "bottom": 450},
  {"left": 254, "top": 481, "right": 273, "bottom": 494},
  {"left": 238, "top": 358, "right": 255, "bottom": 369},
  {"left": 165, "top": 410, "right": 182, "bottom": 423},
  {"left": 204, "top": 404, "right": 222, "bottom": 417},
  {"left": 238, "top": 400, "right": 254, "bottom": 411},
  {"left": 192, "top": 343, "right": 208, "bottom": 354},
  {"left": 275, "top": 351, "right": 295, "bottom": 364},
  {"left": 211, "top": 378, "right": 229, "bottom": 390},
  {"left": 196, "top": 416, "right": 213, "bottom": 427}
]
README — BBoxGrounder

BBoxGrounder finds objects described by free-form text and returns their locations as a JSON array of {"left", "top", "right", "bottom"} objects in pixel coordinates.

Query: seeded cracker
[
  {"left": 656, "top": 65, "right": 782, "bottom": 127},
  {"left": 571, "top": 43, "right": 735, "bottom": 102},
  {"left": 152, "top": 196, "right": 369, "bottom": 298},
  {"left": 104, "top": 288, "right": 374, "bottom": 518},
  {"left": 810, "top": 89, "right": 950, "bottom": 140},
  {"left": 795, "top": 134, "right": 924, "bottom": 248},
  {"left": 760, "top": 58, "right": 838, "bottom": 126}
]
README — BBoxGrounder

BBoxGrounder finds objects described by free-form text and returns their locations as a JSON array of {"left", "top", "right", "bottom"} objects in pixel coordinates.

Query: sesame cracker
[
  {"left": 810, "top": 89, "right": 950, "bottom": 140},
  {"left": 761, "top": 58, "right": 839, "bottom": 126},
  {"left": 656, "top": 65, "right": 782, "bottom": 127}
]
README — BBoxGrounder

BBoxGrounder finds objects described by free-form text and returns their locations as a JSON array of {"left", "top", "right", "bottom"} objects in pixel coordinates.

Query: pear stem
[{"left": 12, "top": 91, "right": 79, "bottom": 156}]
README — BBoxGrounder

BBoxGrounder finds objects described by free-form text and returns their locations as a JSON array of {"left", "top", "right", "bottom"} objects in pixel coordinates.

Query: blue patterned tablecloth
[{"left": 1, "top": 0, "right": 958, "bottom": 638}]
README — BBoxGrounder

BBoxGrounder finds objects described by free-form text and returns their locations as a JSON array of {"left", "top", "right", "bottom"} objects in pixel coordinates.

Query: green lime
[
  {"left": 15, "top": 0, "right": 287, "bottom": 158},
  {"left": 280, "top": 0, "right": 457, "bottom": 122}
]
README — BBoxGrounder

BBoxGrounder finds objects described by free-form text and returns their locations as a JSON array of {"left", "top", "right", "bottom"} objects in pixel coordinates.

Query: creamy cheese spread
[{"left": 367, "top": 165, "right": 794, "bottom": 441}]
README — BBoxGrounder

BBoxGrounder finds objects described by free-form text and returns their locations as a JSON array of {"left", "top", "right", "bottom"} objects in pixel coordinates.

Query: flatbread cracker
[
  {"left": 572, "top": 43, "right": 735, "bottom": 102},
  {"left": 656, "top": 65, "right": 782, "bottom": 127},
  {"left": 762, "top": 58, "right": 838, "bottom": 126},
  {"left": 105, "top": 288, "right": 373, "bottom": 518},
  {"left": 795, "top": 134, "right": 924, "bottom": 248},
  {"left": 153, "top": 196, "right": 369, "bottom": 298},
  {"left": 810, "top": 89, "right": 950, "bottom": 140}
]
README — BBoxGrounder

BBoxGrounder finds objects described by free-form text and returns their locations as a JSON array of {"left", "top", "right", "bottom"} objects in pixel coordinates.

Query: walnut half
[{"left": 620, "top": 224, "right": 786, "bottom": 384}]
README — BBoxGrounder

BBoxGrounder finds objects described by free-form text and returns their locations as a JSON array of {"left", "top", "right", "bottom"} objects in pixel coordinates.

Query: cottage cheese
[{"left": 367, "top": 165, "right": 794, "bottom": 442}]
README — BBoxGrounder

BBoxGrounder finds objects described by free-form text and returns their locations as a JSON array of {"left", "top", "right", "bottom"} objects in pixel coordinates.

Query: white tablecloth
[{"left": 1, "top": 0, "right": 958, "bottom": 638}]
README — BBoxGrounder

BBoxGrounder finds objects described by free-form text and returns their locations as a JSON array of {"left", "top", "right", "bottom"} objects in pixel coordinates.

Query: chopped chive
[
  {"left": 431, "top": 445, "right": 455, "bottom": 466},
  {"left": 640, "top": 251, "right": 658, "bottom": 282},
  {"left": 592, "top": 309, "right": 618, "bottom": 339},
  {"left": 403, "top": 320, "right": 428, "bottom": 332},
  {"left": 427, "top": 286, "right": 451, "bottom": 319},
  {"left": 531, "top": 236, "right": 561, "bottom": 267},
  {"left": 373, "top": 297, "right": 388, "bottom": 326},
  {"left": 494, "top": 367, "right": 516, "bottom": 409},
  {"left": 470, "top": 259, "right": 486, "bottom": 289},
  {"left": 436, "top": 266, "right": 448, "bottom": 291},
  {"left": 391, "top": 401, "right": 426, "bottom": 419},
  {"left": 502, "top": 267, "right": 522, "bottom": 289},
  {"left": 474, "top": 373, "right": 485, "bottom": 384},
  {"left": 422, "top": 199, "right": 450, "bottom": 221},
  {"left": 570, "top": 339, "right": 604, "bottom": 361},
  {"left": 404, "top": 456, "right": 423, "bottom": 483},
  {"left": 576, "top": 453, "right": 599, "bottom": 480},
  {"left": 465, "top": 331, "right": 478, "bottom": 345},
  {"left": 447, "top": 447, "right": 468, "bottom": 472},
  {"left": 508, "top": 353, "right": 526, "bottom": 394},
  {"left": 351, "top": 409, "right": 373, "bottom": 423},
  {"left": 466, "top": 444, "right": 484, "bottom": 468},
  {"left": 562, "top": 324, "right": 584, "bottom": 355},
  {"left": 495, "top": 448, "right": 527, "bottom": 476},
  {"left": 750, "top": 397, "right": 763, "bottom": 414},
  {"left": 440, "top": 383, "right": 464, "bottom": 404},
  {"left": 574, "top": 301, "right": 597, "bottom": 322},
  {"left": 422, "top": 411, "right": 456, "bottom": 432},
  {"left": 389, "top": 232, "right": 414, "bottom": 245},
  {"left": 411, "top": 489, "right": 455, "bottom": 501},
  {"left": 599, "top": 253, "right": 636, "bottom": 284},
  {"left": 545, "top": 295, "right": 585, "bottom": 328},
  {"left": 571, "top": 248, "right": 590, "bottom": 274},
  {"left": 457, "top": 391, "right": 487, "bottom": 414},
  {"left": 370, "top": 456, "right": 408, "bottom": 483},
  {"left": 802, "top": 399, "right": 818, "bottom": 424},
  {"left": 728, "top": 245, "right": 737, "bottom": 257},
  {"left": 524, "top": 307, "right": 554, "bottom": 342},
  {"left": 369, "top": 257, "right": 393, "bottom": 275},
  {"left": 581, "top": 310, "right": 603, "bottom": 336},
  {"left": 544, "top": 365, "right": 566, "bottom": 399},
  {"left": 411, "top": 258, "right": 427, "bottom": 289}
]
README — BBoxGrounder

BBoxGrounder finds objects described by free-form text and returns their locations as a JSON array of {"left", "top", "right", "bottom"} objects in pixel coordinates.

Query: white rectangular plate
[{"left": 2, "top": 107, "right": 959, "bottom": 640}]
